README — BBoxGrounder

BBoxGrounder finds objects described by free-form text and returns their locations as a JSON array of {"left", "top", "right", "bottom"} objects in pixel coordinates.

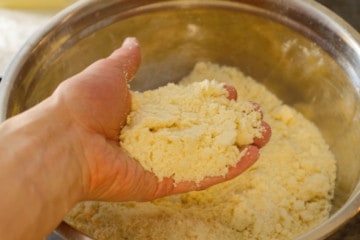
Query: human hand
[
  {"left": 169, "top": 88, "right": 271, "bottom": 193},
  {"left": 53, "top": 37, "right": 270, "bottom": 202}
]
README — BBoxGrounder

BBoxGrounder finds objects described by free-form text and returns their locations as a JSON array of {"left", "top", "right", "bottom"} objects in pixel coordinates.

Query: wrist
[
  {"left": 33, "top": 95, "right": 89, "bottom": 203},
  {"left": 1, "top": 94, "right": 87, "bottom": 212}
]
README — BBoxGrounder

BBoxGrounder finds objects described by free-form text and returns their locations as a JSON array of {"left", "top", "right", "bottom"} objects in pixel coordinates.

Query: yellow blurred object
[{"left": 0, "top": 0, "right": 75, "bottom": 9}]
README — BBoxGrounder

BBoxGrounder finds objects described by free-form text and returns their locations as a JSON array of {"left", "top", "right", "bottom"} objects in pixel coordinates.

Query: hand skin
[{"left": 0, "top": 37, "right": 271, "bottom": 240}]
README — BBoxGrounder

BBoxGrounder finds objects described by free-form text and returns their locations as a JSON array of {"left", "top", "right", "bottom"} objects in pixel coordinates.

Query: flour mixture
[{"left": 65, "top": 62, "right": 336, "bottom": 240}]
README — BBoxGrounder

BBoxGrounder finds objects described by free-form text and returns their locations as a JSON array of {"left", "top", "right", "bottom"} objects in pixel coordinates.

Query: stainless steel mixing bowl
[{"left": 1, "top": 0, "right": 360, "bottom": 239}]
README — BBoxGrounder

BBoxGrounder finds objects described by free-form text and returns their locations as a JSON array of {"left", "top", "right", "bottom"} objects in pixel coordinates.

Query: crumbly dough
[
  {"left": 65, "top": 62, "right": 336, "bottom": 240},
  {"left": 120, "top": 80, "right": 263, "bottom": 184}
]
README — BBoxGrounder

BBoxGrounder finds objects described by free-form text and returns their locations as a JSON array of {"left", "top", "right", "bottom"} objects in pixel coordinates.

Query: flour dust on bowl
[{"left": 1, "top": 0, "right": 360, "bottom": 239}]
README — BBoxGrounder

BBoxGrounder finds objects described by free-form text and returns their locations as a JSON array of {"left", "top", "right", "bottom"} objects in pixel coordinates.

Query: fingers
[
  {"left": 253, "top": 121, "right": 271, "bottom": 148},
  {"left": 224, "top": 85, "right": 271, "bottom": 148},
  {"left": 192, "top": 146, "right": 259, "bottom": 190},
  {"left": 107, "top": 37, "right": 141, "bottom": 82},
  {"left": 223, "top": 84, "right": 238, "bottom": 101},
  {"left": 74, "top": 37, "right": 141, "bottom": 84},
  {"left": 250, "top": 101, "right": 263, "bottom": 118},
  {"left": 98, "top": 145, "right": 260, "bottom": 201},
  {"left": 136, "top": 147, "right": 258, "bottom": 199},
  {"left": 162, "top": 145, "right": 261, "bottom": 196},
  {"left": 148, "top": 85, "right": 272, "bottom": 200},
  {"left": 154, "top": 145, "right": 260, "bottom": 196},
  {"left": 225, "top": 145, "right": 260, "bottom": 180},
  {"left": 67, "top": 37, "right": 141, "bottom": 136},
  {"left": 249, "top": 102, "right": 271, "bottom": 148}
]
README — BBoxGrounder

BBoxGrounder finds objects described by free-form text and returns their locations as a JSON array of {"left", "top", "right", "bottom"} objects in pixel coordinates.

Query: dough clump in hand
[{"left": 120, "top": 80, "right": 264, "bottom": 184}]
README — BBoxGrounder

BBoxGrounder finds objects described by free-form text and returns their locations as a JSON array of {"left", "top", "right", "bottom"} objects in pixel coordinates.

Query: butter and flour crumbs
[
  {"left": 66, "top": 62, "right": 336, "bottom": 240},
  {"left": 119, "top": 80, "right": 263, "bottom": 184}
]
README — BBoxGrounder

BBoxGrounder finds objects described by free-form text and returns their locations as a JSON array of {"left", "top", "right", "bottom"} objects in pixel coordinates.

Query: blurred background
[
  {"left": 318, "top": 0, "right": 360, "bottom": 31},
  {"left": 0, "top": 0, "right": 75, "bottom": 9}
]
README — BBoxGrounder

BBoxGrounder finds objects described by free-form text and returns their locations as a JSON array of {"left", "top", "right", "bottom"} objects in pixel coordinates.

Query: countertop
[{"left": 0, "top": 1, "right": 359, "bottom": 240}]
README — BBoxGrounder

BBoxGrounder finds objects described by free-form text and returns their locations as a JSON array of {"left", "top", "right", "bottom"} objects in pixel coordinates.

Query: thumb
[
  {"left": 107, "top": 37, "right": 142, "bottom": 82},
  {"left": 79, "top": 37, "right": 141, "bottom": 83},
  {"left": 54, "top": 37, "right": 142, "bottom": 138}
]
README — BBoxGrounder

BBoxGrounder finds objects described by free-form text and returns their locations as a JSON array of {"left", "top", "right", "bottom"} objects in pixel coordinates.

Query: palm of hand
[{"left": 53, "top": 38, "right": 270, "bottom": 202}]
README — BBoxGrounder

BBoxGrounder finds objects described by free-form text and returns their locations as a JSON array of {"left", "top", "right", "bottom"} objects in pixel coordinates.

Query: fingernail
[
  {"left": 223, "top": 84, "right": 237, "bottom": 101},
  {"left": 122, "top": 37, "right": 139, "bottom": 50}
]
